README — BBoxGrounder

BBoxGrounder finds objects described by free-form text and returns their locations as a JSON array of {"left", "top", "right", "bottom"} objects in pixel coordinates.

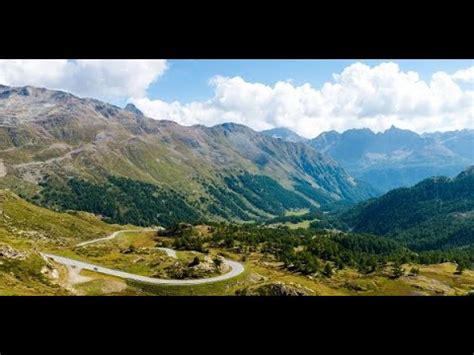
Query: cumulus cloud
[
  {"left": 132, "top": 62, "right": 474, "bottom": 138},
  {"left": 0, "top": 60, "right": 167, "bottom": 101},
  {"left": 451, "top": 66, "right": 474, "bottom": 83}
]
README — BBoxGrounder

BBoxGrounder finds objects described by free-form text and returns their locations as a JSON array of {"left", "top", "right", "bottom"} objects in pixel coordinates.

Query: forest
[
  {"left": 340, "top": 169, "right": 474, "bottom": 252},
  {"left": 169, "top": 223, "right": 474, "bottom": 276},
  {"left": 35, "top": 175, "right": 202, "bottom": 227}
]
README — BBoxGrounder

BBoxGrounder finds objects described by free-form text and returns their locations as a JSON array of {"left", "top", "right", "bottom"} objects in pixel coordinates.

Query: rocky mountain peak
[
  {"left": 124, "top": 103, "right": 144, "bottom": 116},
  {"left": 214, "top": 122, "right": 254, "bottom": 134},
  {"left": 457, "top": 165, "right": 474, "bottom": 179},
  {"left": 260, "top": 127, "right": 307, "bottom": 143}
]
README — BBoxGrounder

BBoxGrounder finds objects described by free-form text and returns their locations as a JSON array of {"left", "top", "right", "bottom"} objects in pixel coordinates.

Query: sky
[{"left": 0, "top": 59, "right": 472, "bottom": 138}]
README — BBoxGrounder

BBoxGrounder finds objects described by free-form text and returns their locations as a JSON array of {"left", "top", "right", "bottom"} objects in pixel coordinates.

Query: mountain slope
[
  {"left": 0, "top": 85, "right": 374, "bottom": 225},
  {"left": 260, "top": 127, "right": 307, "bottom": 143},
  {"left": 310, "top": 126, "right": 474, "bottom": 192},
  {"left": 0, "top": 189, "right": 127, "bottom": 295},
  {"left": 341, "top": 167, "right": 474, "bottom": 250}
]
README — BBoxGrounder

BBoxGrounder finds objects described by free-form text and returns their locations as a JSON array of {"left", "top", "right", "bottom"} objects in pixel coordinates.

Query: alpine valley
[
  {"left": 0, "top": 85, "right": 374, "bottom": 227},
  {"left": 0, "top": 85, "right": 473, "bottom": 296}
]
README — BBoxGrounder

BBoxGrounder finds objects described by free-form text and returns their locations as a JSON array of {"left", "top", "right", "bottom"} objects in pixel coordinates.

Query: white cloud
[
  {"left": 0, "top": 60, "right": 167, "bottom": 101},
  {"left": 132, "top": 62, "right": 474, "bottom": 138},
  {"left": 452, "top": 66, "right": 474, "bottom": 83}
]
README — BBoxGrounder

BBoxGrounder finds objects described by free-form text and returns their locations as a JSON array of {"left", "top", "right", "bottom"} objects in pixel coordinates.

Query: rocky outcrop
[
  {"left": 236, "top": 281, "right": 313, "bottom": 296},
  {"left": 156, "top": 223, "right": 193, "bottom": 237},
  {"left": 0, "top": 244, "right": 27, "bottom": 260},
  {"left": 124, "top": 103, "right": 144, "bottom": 117}
]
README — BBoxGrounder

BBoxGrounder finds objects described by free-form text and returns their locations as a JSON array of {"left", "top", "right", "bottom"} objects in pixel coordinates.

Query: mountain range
[
  {"left": 309, "top": 126, "right": 473, "bottom": 192},
  {"left": 261, "top": 125, "right": 473, "bottom": 193},
  {"left": 0, "top": 85, "right": 374, "bottom": 226}
]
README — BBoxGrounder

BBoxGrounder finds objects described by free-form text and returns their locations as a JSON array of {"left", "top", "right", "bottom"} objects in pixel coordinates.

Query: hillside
[
  {"left": 341, "top": 167, "right": 474, "bottom": 251},
  {"left": 0, "top": 85, "right": 374, "bottom": 226},
  {"left": 0, "top": 189, "right": 123, "bottom": 250},
  {"left": 0, "top": 189, "right": 125, "bottom": 295},
  {"left": 309, "top": 126, "right": 473, "bottom": 192}
]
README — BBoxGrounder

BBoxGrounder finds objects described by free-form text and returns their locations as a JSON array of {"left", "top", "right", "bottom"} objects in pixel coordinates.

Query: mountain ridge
[
  {"left": 309, "top": 126, "right": 473, "bottom": 192},
  {"left": 260, "top": 127, "right": 308, "bottom": 143},
  {"left": 0, "top": 85, "right": 374, "bottom": 225}
]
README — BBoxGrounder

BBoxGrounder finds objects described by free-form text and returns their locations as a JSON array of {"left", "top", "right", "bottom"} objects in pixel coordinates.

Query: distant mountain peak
[
  {"left": 343, "top": 128, "right": 375, "bottom": 137},
  {"left": 309, "top": 125, "right": 473, "bottom": 192},
  {"left": 124, "top": 103, "right": 144, "bottom": 116},
  {"left": 457, "top": 165, "right": 474, "bottom": 179},
  {"left": 0, "top": 84, "right": 77, "bottom": 102},
  {"left": 260, "top": 127, "right": 307, "bottom": 143},
  {"left": 322, "top": 130, "right": 340, "bottom": 136},
  {"left": 214, "top": 122, "right": 254, "bottom": 134},
  {"left": 384, "top": 125, "right": 413, "bottom": 134}
]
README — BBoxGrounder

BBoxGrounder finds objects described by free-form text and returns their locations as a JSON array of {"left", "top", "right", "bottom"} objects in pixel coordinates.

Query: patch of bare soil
[{"left": 0, "top": 160, "right": 6, "bottom": 177}]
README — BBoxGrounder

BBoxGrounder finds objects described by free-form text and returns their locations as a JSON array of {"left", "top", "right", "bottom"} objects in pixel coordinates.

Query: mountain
[
  {"left": 260, "top": 127, "right": 308, "bottom": 143},
  {"left": 422, "top": 129, "right": 474, "bottom": 161},
  {"left": 0, "top": 85, "right": 374, "bottom": 227},
  {"left": 309, "top": 126, "right": 474, "bottom": 192},
  {"left": 341, "top": 166, "right": 474, "bottom": 251}
]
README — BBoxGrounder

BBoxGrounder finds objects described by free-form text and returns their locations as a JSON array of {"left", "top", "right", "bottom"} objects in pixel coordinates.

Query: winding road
[
  {"left": 43, "top": 229, "right": 244, "bottom": 285},
  {"left": 76, "top": 229, "right": 144, "bottom": 247}
]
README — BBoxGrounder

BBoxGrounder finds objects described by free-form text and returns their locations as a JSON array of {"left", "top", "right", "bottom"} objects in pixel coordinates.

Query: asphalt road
[
  {"left": 44, "top": 229, "right": 244, "bottom": 285},
  {"left": 42, "top": 252, "right": 244, "bottom": 285}
]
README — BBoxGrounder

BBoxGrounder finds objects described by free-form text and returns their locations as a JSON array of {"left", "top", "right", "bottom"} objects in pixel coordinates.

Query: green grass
[
  {"left": 284, "top": 209, "right": 310, "bottom": 217},
  {"left": 0, "top": 189, "right": 124, "bottom": 250},
  {"left": 175, "top": 250, "right": 200, "bottom": 262},
  {"left": 73, "top": 270, "right": 133, "bottom": 295},
  {"left": 0, "top": 253, "right": 70, "bottom": 295}
]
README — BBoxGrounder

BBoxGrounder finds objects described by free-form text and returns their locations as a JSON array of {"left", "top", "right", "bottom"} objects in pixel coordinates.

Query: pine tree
[
  {"left": 409, "top": 266, "right": 419, "bottom": 276},
  {"left": 189, "top": 256, "right": 200, "bottom": 267},
  {"left": 392, "top": 262, "right": 404, "bottom": 279},
  {"left": 323, "top": 263, "right": 333, "bottom": 278}
]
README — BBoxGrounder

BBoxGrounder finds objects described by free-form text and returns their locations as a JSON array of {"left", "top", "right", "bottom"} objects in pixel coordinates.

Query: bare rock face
[
  {"left": 236, "top": 281, "right": 313, "bottom": 296},
  {"left": 191, "top": 260, "right": 215, "bottom": 273},
  {"left": 124, "top": 103, "right": 144, "bottom": 117},
  {"left": 41, "top": 265, "right": 59, "bottom": 279},
  {"left": 0, "top": 244, "right": 28, "bottom": 260}
]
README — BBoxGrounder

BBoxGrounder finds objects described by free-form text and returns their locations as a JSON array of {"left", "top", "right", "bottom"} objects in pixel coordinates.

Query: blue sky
[{"left": 145, "top": 60, "right": 473, "bottom": 103}]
